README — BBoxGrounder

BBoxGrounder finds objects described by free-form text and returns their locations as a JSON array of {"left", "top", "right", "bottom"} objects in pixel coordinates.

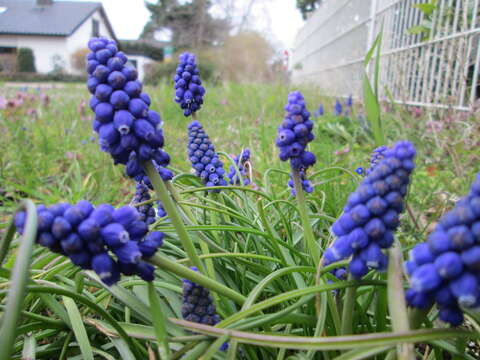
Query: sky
[{"left": 69, "top": 0, "right": 304, "bottom": 50}]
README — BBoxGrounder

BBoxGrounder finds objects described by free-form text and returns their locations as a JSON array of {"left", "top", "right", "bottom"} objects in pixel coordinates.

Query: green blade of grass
[
  {"left": 62, "top": 296, "right": 94, "bottom": 360},
  {"left": 147, "top": 282, "right": 170, "bottom": 359},
  {"left": 0, "top": 200, "right": 37, "bottom": 360}
]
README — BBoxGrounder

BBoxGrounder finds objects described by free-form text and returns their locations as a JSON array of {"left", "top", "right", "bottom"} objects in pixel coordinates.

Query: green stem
[
  {"left": 167, "top": 182, "right": 217, "bottom": 286},
  {"left": 292, "top": 169, "right": 320, "bottom": 265},
  {"left": 387, "top": 242, "right": 414, "bottom": 359},
  {"left": 144, "top": 161, "right": 205, "bottom": 273},
  {"left": 340, "top": 276, "right": 357, "bottom": 335},
  {"left": 148, "top": 253, "right": 246, "bottom": 305}
]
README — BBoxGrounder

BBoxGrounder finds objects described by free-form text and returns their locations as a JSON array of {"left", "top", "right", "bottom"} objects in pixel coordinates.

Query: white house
[
  {"left": 0, "top": 0, "right": 157, "bottom": 80},
  {"left": 0, "top": 0, "right": 117, "bottom": 75}
]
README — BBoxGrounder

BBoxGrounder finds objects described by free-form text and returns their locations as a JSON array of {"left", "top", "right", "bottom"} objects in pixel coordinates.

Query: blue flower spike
[
  {"left": 324, "top": 140, "right": 416, "bottom": 279},
  {"left": 174, "top": 53, "right": 206, "bottom": 117},
  {"left": 182, "top": 267, "right": 228, "bottom": 351},
  {"left": 187, "top": 121, "right": 227, "bottom": 192},
  {"left": 334, "top": 99, "right": 343, "bottom": 116},
  {"left": 86, "top": 37, "right": 171, "bottom": 184},
  {"left": 406, "top": 172, "right": 480, "bottom": 326},
  {"left": 15, "top": 200, "right": 165, "bottom": 285},
  {"left": 227, "top": 148, "right": 251, "bottom": 186},
  {"left": 366, "top": 146, "right": 389, "bottom": 175},
  {"left": 276, "top": 91, "right": 316, "bottom": 196}
]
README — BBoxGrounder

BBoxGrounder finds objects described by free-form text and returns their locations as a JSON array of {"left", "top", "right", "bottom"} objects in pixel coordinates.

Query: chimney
[{"left": 37, "top": 0, "right": 53, "bottom": 6}]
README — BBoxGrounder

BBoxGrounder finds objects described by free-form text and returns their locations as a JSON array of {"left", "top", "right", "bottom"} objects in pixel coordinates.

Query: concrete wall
[{"left": 291, "top": 0, "right": 374, "bottom": 98}]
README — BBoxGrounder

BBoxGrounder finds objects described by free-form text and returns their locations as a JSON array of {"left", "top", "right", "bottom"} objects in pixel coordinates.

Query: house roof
[{"left": 0, "top": 1, "right": 116, "bottom": 38}]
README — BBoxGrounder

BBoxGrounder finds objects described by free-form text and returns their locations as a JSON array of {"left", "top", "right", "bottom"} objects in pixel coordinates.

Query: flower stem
[
  {"left": 292, "top": 169, "right": 320, "bottom": 265},
  {"left": 387, "top": 241, "right": 414, "bottom": 359},
  {"left": 144, "top": 161, "right": 205, "bottom": 274},
  {"left": 148, "top": 253, "right": 246, "bottom": 305},
  {"left": 340, "top": 275, "right": 357, "bottom": 335}
]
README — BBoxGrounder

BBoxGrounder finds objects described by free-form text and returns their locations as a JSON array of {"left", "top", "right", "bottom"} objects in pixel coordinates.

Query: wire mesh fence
[{"left": 291, "top": 0, "right": 480, "bottom": 111}]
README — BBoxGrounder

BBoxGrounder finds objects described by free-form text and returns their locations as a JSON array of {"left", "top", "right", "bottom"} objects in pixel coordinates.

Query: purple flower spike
[
  {"left": 85, "top": 37, "right": 171, "bottom": 185},
  {"left": 324, "top": 141, "right": 416, "bottom": 279},
  {"left": 405, "top": 172, "right": 480, "bottom": 326},
  {"left": 187, "top": 121, "right": 227, "bottom": 192},
  {"left": 174, "top": 53, "right": 205, "bottom": 117},
  {"left": 181, "top": 267, "right": 228, "bottom": 350},
  {"left": 14, "top": 201, "right": 165, "bottom": 286},
  {"left": 227, "top": 149, "right": 251, "bottom": 186}
]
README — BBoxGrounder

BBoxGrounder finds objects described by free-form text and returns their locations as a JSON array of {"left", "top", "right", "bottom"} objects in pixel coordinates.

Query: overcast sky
[{"left": 69, "top": 0, "right": 304, "bottom": 50}]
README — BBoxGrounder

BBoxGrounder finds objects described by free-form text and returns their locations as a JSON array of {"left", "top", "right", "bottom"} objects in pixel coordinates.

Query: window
[
  {"left": 92, "top": 19, "right": 99, "bottom": 37},
  {"left": 0, "top": 47, "right": 15, "bottom": 54}
]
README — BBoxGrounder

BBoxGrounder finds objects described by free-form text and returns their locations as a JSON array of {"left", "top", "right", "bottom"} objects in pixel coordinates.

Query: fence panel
[{"left": 291, "top": 0, "right": 480, "bottom": 111}]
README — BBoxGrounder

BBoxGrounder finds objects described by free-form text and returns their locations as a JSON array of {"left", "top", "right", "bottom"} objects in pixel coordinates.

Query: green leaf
[
  {"left": 199, "top": 333, "right": 230, "bottom": 360},
  {"left": 171, "top": 319, "right": 480, "bottom": 350},
  {"left": 407, "top": 25, "right": 429, "bottom": 35},
  {"left": 148, "top": 282, "right": 170, "bottom": 359},
  {"left": 21, "top": 332, "right": 36, "bottom": 360},
  {"left": 362, "top": 73, "right": 384, "bottom": 146},
  {"left": 63, "top": 296, "right": 94, "bottom": 360},
  {"left": 334, "top": 345, "right": 393, "bottom": 360},
  {"left": 0, "top": 200, "right": 37, "bottom": 360},
  {"left": 412, "top": 2, "right": 437, "bottom": 16}
]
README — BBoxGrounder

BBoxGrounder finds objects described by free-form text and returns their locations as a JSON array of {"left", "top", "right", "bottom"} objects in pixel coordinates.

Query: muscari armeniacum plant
[
  {"left": 15, "top": 201, "right": 163, "bottom": 284},
  {"left": 86, "top": 37, "right": 209, "bottom": 274},
  {"left": 405, "top": 172, "right": 480, "bottom": 326},
  {"left": 275, "top": 91, "right": 319, "bottom": 261},
  {"left": 174, "top": 52, "right": 206, "bottom": 117},
  {"left": 227, "top": 148, "right": 251, "bottom": 186},
  {"left": 187, "top": 121, "right": 227, "bottom": 191},
  {"left": 323, "top": 140, "right": 416, "bottom": 278}
]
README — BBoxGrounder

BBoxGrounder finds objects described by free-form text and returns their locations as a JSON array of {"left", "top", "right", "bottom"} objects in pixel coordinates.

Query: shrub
[
  {"left": 16, "top": 48, "right": 36, "bottom": 73},
  {"left": 119, "top": 40, "right": 164, "bottom": 61},
  {"left": 71, "top": 48, "right": 90, "bottom": 73}
]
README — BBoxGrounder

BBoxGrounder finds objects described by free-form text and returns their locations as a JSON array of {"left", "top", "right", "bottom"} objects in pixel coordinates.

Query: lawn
[{"left": 0, "top": 80, "right": 479, "bottom": 359}]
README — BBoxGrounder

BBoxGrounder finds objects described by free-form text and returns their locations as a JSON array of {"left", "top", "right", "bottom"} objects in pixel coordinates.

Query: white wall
[
  {"left": 0, "top": 9, "right": 114, "bottom": 74},
  {"left": 125, "top": 54, "right": 153, "bottom": 81},
  {"left": 291, "top": 0, "right": 373, "bottom": 98},
  {"left": 0, "top": 34, "right": 66, "bottom": 73},
  {"left": 66, "top": 9, "right": 114, "bottom": 74}
]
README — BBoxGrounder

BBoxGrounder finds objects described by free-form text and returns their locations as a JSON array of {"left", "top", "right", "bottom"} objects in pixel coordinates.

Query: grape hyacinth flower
[
  {"left": 275, "top": 91, "right": 316, "bottom": 171},
  {"left": 323, "top": 141, "right": 416, "bottom": 279},
  {"left": 366, "top": 146, "right": 389, "bottom": 175},
  {"left": 405, "top": 172, "right": 480, "bottom": 326},
  {"left": 15, "top": 201, "right": 164, "bottom": 285},
  {"left": 334, "top": 99, "right": 343, "bottom": 116},
  {"left": 132, "top": 182, "right": 167, "bottom": 225},
  {"left": 345, "top": 95, "right": 353, "bottom": 108},
  {"left": 288, "top": 170, "right": 313, "bottom": 196},
  {"left": 85, "top": 37, "right": 171, "bottom": 183},
  {"left": 227, "top": 148, "right": 251, "bottom": 186},
  {"left": 355, "top": 167, "right": 365, "bottom": 176},
  {"left": 315, "top": 104, "right": 324, "bottom": 117},
  {"left": 187, "top": 121, "right": 227, "bottom": 191},
  {"left": 182, "top": 267, "right": 228, "bottom": 350},
  {"left": 174, "top": 53, "right": 206, "bottom": 117}
]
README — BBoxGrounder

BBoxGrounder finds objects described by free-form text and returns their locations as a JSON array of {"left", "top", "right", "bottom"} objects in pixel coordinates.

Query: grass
[{"left": 0, "top": 80, "right": 479, "bottom": 359}]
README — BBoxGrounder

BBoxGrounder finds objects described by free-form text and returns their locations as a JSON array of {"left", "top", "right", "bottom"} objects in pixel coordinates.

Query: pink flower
[{"left": 334, "top": 146, "right": 350, "bottom": 156}]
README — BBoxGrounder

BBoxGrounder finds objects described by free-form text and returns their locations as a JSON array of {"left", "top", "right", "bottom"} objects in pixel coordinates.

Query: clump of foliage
[
  {"left": 2, "top": 34, "right": 480, "bottom": 360},
  {"left": 16, "top": 48, "right": 36, "bottom": 73}
]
